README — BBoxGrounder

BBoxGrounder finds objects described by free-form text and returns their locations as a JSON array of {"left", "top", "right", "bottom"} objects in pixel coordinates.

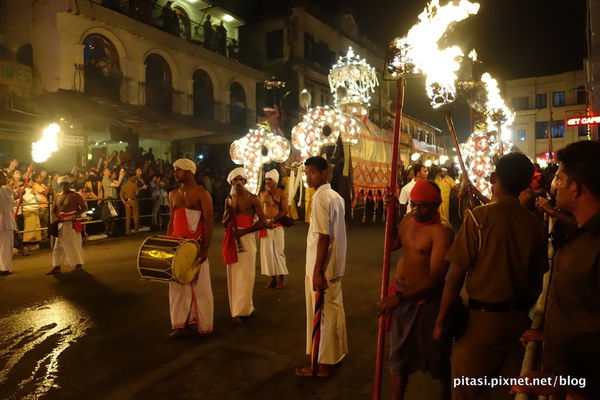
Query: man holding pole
[
  {"left": 295, "top": 156, "right": 347, "bottom": 378},
  {"left": 46, "top": 176, "right": 87, "bottom": 275},
  {"left": 377, "top": 179, "right": 454, "bottom": 400},
  {"left": 433, "top": 153, "right": 548, "bottom": 400},
  {"left": 515, "top": 141, "right": 600, "bottom": 400}
]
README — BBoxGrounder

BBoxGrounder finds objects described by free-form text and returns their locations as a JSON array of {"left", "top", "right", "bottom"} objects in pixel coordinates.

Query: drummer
[{"left": 166, "top": 158, "right": 214, "bottom": 339}]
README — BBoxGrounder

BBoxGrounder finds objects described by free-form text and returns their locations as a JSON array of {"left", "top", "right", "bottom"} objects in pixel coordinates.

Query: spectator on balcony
[
  {"left": 227, "top": 39, "right": 239, "bottom": 60},
  {"left": 203, "top": 15, "right": 214, "bottom": 50},
  {"left": 161, "top": 2, "right": 180, "bottom": 37},
  {"left": 215, "top": 21, "right": 227, "bottom": 56}
]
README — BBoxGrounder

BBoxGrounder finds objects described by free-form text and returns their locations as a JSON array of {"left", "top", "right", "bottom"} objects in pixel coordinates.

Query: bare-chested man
[
  {"left": 259, "top": 169, "right": 289, "bottom": 289},
  {"left": 166, "top": 158, "right": 214, "bottom": 339},
  {"left": 46, "top": 176, "right": 87, "bottom": 275},
  {"left": 377, "top": 179, "right": 454, "bottom": 400},
  {"left": 222, "top": 167, "right": 266, "bottom": 324}
]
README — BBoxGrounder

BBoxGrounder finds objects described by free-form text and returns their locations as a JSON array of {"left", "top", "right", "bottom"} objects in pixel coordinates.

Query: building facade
[
  {"left": 241, "top": 6, "right": 443, "bottom": 166},
  {"left": 0, "top": 0, "right": 263, "bottom": 171},
  {"left": 506, "top": 70, "right": 588, "bottom": 161}
]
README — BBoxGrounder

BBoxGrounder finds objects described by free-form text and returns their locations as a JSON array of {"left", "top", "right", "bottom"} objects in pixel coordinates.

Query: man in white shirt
[
  {"left": 0, "top": 170, "right": 16, "bottom": 275},
  {"left": 399, "top": 163, "right": 428, "bottom": 218},
  {"left": 296, "top": 156, "right": 348, "bottom": 378}
]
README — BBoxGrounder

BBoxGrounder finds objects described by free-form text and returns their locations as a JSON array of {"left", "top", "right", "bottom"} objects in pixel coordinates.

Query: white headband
[{"left": 265, "top": 169, "right": 279, "bottom": 184}]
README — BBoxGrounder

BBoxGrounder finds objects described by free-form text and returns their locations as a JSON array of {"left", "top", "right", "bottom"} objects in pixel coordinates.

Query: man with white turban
[
  {"left": 259, "top": 169, "right": 289, "bottom": 289},
  {"left": 46, "top": 175, "right": 87, "bottom": 275},
  {"left": 222, "top": 167, "right": 267, "bottom": 323},
  {"left": 166, "top": 158, "right": 215, "bottom": 339}
]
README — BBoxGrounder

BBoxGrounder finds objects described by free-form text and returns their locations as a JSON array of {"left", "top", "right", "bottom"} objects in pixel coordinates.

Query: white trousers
[
  {"left": 305, "top": 275, "right": 348, "bottom": 365},
  {"left": 168, "top": 260, "right": 213, "bottom": 334},
  {"left": 226, "top": 233, "right": 256, "bottom": 317},
  {"left": 260, "top": 226, "right": 288, "bottom": 276},
  {"left": 52, "top": 222, "right": 84, "bottom": 267},
  {"left": 0, "top": 230, "right": 14, "bottom": 271}
]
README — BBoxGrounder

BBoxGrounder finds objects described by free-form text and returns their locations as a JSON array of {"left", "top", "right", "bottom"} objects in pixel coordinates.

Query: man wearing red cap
[{"left": 378, "top": 179, "right": 454, "bottom": 400}]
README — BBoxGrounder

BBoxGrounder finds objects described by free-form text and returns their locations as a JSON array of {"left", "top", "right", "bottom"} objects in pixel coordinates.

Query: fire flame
[
  {"left": 32, "top": 123, "right": 61, "bottom": 163},
  {"left": 389, "top": 0, "right": 480, "bottom": 108},
  {"left": 481, "top": 72, "right": 514, "bottom": 140}
]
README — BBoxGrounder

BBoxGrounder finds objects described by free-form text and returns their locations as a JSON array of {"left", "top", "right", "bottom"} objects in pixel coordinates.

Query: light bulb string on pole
[{"left": 373, "top": 77, "right": 405, "bottom": 400}]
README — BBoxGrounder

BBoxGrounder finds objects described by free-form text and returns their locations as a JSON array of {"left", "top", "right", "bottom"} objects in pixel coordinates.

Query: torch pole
[
  {"left": 497, "top": 123, "right": 504, "bottom": 156},
  {"left": 373, "top": 77, "right": 405, "bottom": 400},
  {"left": 13, "top": 163, "right": 34, "bottom": 219}
]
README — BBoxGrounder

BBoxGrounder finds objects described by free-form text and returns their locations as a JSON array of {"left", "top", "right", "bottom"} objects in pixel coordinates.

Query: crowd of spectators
[{"left": 1, "top": 147, "right": 230, "bottom": 251}]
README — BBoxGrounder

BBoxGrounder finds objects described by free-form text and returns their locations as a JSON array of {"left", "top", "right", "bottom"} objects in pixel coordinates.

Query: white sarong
[
  {"left": 260, "top": 226, "right": 288, "bottom": 276},
  {"left": 0, "top": 230, "right": 13, "bottom": 272},
  {"left": 169, "top": 260, "right": 213, "bottom": 334},
  {"left": 52, "top": 221, "right": 84, "bottom": 266},
  {"left": 226, "top": 233, "right": 256, "bottom": 317},
  {"left": 305, "top": 275, "right": 348, "bottom": 365}
]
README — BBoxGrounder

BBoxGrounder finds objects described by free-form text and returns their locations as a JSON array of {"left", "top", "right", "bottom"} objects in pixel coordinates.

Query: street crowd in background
[{"left": 0, "top": 148, "right": 231, "bottom": 252}]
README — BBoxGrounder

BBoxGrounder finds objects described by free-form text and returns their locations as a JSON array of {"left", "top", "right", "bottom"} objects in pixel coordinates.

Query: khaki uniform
[
  {"left": 446, "top": 197, "right": 547, "bottom": 400},
  {"left": 544, "top": 211, "right": 600, "bottom": 399},
  {"left": 120, "top": 180, "right": 139, "bottom": 234}
]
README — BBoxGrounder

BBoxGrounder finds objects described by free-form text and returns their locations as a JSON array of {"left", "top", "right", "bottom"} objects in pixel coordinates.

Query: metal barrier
[{"left": 15, "top": 196, "right": 168, "bottom": 238}]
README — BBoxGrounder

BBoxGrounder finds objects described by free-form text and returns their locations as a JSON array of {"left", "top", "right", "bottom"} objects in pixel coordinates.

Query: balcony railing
[{"left": 90, "top": 0, "right": 240, "bottom": 61}]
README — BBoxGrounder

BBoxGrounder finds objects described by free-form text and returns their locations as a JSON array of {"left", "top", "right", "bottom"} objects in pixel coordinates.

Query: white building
[
  {"left": 506, "top": 70, "right": 588, "bottom": 161},
  {"left": 0, "top": 0, "right": 263, "bottom": 171},
  {"left": 241, "top": 6, "right": 442, "bottom": 166}
]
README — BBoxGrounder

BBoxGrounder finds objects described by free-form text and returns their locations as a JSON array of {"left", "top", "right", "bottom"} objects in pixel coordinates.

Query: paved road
[{"left": 0, "top": 223, "right": 441, "bottom": 399}]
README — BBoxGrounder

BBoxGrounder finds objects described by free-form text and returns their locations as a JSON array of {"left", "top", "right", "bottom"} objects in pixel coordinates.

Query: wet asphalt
[{"left": 0, "top": 222, "right": 441, "bottom": 400}]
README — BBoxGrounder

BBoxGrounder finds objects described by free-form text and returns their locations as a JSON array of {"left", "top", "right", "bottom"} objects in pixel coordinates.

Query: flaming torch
[
  {"left": 14, "top": 123, "right": 61, "bottom": 218},
  {"left": 374, "top": 1, "right": 480, "bottom": 399},
  {"left": 481, "top": 72, "right": 515, "bottom": 156}
]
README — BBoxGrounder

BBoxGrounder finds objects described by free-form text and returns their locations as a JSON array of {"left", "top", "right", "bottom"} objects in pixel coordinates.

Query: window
[
  {"left": 553, "top": 91, "right": 565, "bottom": 106},
  {"left": 145, "top": 54, "right": 172, "bottom": 111},
  {"left": 83, "top": 34, "right": 122, "bottom": 101},
  {"left": 518, "top": 129, "right": 526, "bottom": 141},
  {"left": 535, "top": 93, "right": 547, "bottom": 109},
  {"left": 303, "top": 32, "right": 334, "bottom": 68},
  {"left": 577, "top": 86, "right": 586, "bottom": 105},
  {"left": 512, "top": 97, "right": 528, "bottom": 110},
  {"left": 172, "top": 7, "right": 191, "bottom": 40},
  {"left": 578, "top": 125, "right": 588, "bottom": 137},
  {"left": 229, "top": 82, "right": 246, "bottom": 126},
  {"left": 192, "top": 70, "right": 214, "bottom": 119},
  {"left": 16, "top": 44, "right": 33, "bottom": 67},
  {"left": 265, "top": 30, "right": 283, "bottom": 60},
  {"left": 304, "top": 33, "right": 313, "bottom": 59},
  {"left": 535, "top": 122, "right": 548, "bottom": 139},
  {"left": 550, "top": 121, "right": 565, "bottom": 138}
]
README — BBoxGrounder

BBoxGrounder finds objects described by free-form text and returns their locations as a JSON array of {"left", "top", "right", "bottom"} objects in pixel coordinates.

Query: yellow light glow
[
  {"left": 32, "top": 123, "right": 61, "bottom": 163},
  {"left": 424, "top": 159, "right": 433, "bottom": 167},
  {"left": 223, "top": 14, "right": 234, "bottom": 22},
  {"left": 411, "top": 153, "right": 421, "bottom": 161},
  {"left": 439, "top": 155, "right": 449, "bottom": 164},
  {"left": 481, "top": 72, "right": 515, "bottom": 139}
]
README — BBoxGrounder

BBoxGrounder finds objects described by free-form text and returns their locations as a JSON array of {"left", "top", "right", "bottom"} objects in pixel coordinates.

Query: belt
[{"left": 468, "top": 298, "right": 529, "bottom": 312}]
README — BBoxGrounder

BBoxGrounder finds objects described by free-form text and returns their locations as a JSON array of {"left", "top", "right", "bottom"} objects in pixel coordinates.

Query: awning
[{"left": 31, "top": 90, "right": 248, "bottom": 144}]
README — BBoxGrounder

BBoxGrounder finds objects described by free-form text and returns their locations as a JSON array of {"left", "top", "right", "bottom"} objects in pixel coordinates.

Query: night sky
[{"left": 236, "top": 0, "right": 587, "bottom": 141}]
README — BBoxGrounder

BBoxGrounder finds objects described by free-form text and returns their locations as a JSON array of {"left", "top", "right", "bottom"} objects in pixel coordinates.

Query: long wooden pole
[{"left": 373, "top": 77, "right": 405, "bottom": 400}]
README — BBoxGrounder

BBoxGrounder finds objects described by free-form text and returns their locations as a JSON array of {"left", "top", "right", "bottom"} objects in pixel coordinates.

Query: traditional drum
[{"left": 137, "top": 235, "right": 200, "bottom": 284}]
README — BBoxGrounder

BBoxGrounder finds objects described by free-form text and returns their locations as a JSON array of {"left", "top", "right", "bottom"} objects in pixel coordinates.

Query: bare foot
[
  {"left": 46, "top": 266, "right": 61, "bottom": 275},
  {"left": 294, "top": 366, "right": 330, "bottom": 378},
  {"left": 166, "top": 327, "right": 194, "bottom": 339},
  {"left": 264, "top": 278, "right": 276, "bottom": 289},
  {"left": 276, "top": 276, "right": 285, "bottom": 289}
]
